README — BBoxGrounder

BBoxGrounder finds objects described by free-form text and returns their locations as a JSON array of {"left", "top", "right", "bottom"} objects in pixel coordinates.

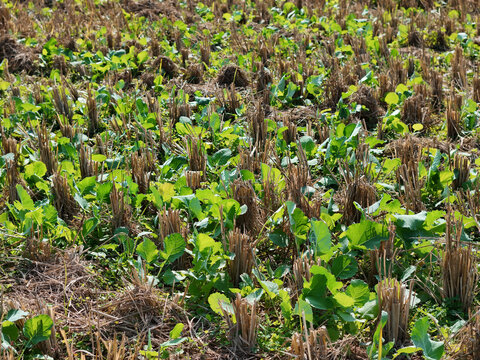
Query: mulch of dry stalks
[
  {"left": 1, "top": 247, "right": 227, "bottom": 359},
  {"left": 0, "top": 34, "right": 37, "bottom": 73}
]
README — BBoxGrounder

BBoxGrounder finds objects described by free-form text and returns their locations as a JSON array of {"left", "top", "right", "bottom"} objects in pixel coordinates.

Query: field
[{"left": 1, "top": 0, "right": 480, "bottom": 358}]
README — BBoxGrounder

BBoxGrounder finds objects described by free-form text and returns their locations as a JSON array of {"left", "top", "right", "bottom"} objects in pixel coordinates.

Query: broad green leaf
[
  {"left": 160, "top": 337, "right": 188, "bottom": 347},
  {"left": 411, "top": 317, "right": 444, "bottom": 360},
  {"left": 208, "top": 293, "right": 233, "bottom": 316},
  {"left": 136, "top": 238, "right": 158, "bottom": 263},
  {"left": 5, "top": 309, "right": 29, "bottom": 322},
  {"left": 25, "top": 162, "right": 47, "bottom": 178},
  {"left": 169, "top": 323, "right": 184, "bottom": 339},
  {"left": 210, "top": 148, "right": 232, "bottom": 166},
  {"left": 310, "top": 220, "right": 331, "bottom": 254},
  {"left": 82, "top": 217, "right": 98, "bottom": 238},
  {"left": 160, "top": 233, "right": 185, "bottom": 263},
  {"left": 259, "top": 280, "right": 279, "bottom": 299},
  {"left": 333, "top": 292, "right": 354, "bottom": 308},
  {"left": 345, "top": 220, "right": 388, "bottom": 250},
  {"left": 23, "top": 314, "right": 53, "bottom": 346},
  {"left": 157, "top": 183, "right": 175, "bottom": 203},
  {"left": 385, "top": 92, "right": 399, "bottom": 105},
  {"left": 346, "top": 280, "right": 370, "bottom": 307},
  {"left": 1, "top": 321, "right": 19, "bottom": 342},
  {"left": 91, "top": 154, "right": 107, "bottom": 162},
  {"left": 300, "top": 135, "right": 316, "bottom": 154},
  {"left": 331, "top": 255, "right": 358, "bottom": 279},
  {"left": 293, "top": 298, "right": 313, "bottom": 324},
  {"left": 16, "top": 185, "right": 34, "bottom": 210},
  {"left": 96, "top": 182, "right": 113, "bottom": 202}
]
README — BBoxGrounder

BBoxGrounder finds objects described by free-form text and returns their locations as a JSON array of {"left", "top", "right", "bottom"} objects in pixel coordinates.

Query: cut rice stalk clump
[
  {"left": 292, "top": 255, "right": 322, "bottom": 294},
  {"left": 153, "top": 55, "right": 178, "bottom": 78},
  {"left": 217, "top": 64, "right": 249, "bottom": 87},
  {"left": 367, "top": 223, "right": 395, "bottom": 286},
  {"left": 231, "top": 179, "right": 262, "bottom": 234},
  {"left": 396, "top": 158, "right": 425, "bottom": 213},
  {"left": 37, "top": 124, "right": 58, "bottom": 177},
  {"left": 338, "top": 154, "right": 377, "bottom": 225},
  {"left": 452, "top": 154, "right": 470, "bottom": 190},
  {"left": 377, "top": 278, "right": 413, "bottom": 345},
  {"left": 291, "top": 326, "right": 329, "bottom": 360},
  {"left": 52, "top": 86, "right": 73, "bottom": 124},
  {"left": 110, "top": 184, "right": 131, "bottom": 231},
  {"left": 402, "top": 93, "right": 430, "bottom": 129},
  {"left": 454, "top": 310, "right": 480, "bottom": 359},
  {"left": 1, "top": 134, "right": 24, "bottom": 204},
  {"left": 186, "top": 134, "right": 206, "bottom": 174},
  {"left": 79, "top": 144, "right": 97, "bottom": 179},
  {"left": 131, "top": 151, "right": 151, "bottom": 194},
  {"left": 158, "top": 208, "right": 188, "bottom": 243},
  {"left": 442, "top": 213, "right": 476, "bottom": 312},
  {"left": 87, "top": 85, "right": 100, "bottom": 136},
  {"left": 228, "top": 229, "right": 254, "bottom": 287},
  {"left": 248, "top": 99, "right": 268, "bottom": 151},
  {"left": 430, "top": 70, "right": 444, "bottom": 111},
  {"left": 447, "top": 104, "right": 461, "bottom": 140},
  {"left": 184, "top": 63, "right": 203, "bottom": 84},
  {"left": 451, "top": 46, "right": 467, "bottom": 89},
  {"left": 0, "top": 34, "right": 36, "bottom": 73},
  {"left": 52, "top": 172, "right": 78, "bottom": 222},
  {"left": 473, "top": 76, "right": 480, "bottom": 103},
  {"left": 185, "top": 170, "right": 202, "bottom": 190},
  {"left": 169, "top": 92, "right": 191, "bottom": 123},
  {"left": 220, "top": 294, "right": 258, "bottom": 354},
  {"left": 350, "top": 85, "right": 383, "bottom": 130}
]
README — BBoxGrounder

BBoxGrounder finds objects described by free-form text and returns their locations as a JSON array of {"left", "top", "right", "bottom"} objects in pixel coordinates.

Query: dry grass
[
  {"left": 442, "top": 212, "right": 476, "bottom": 312},
  {"left": 452, "top": 154, "right": 470, "bottom": 190},
  {"left": 131, "top": 150, "right": 151, "bottom": 194},
  {"left": 338, "top": 150, "right": 377, "bottom": 225},
  {"left": 396, "top": 159, "right": 425, "bottom": 213},
  {"left": 377, "top": 277, "right": 413, "bottom": 345},
  {"left": 291, "top": 325, "right": 329, "bottom": 360},
  {"left": 217, "top": 64, "right": 249, "bottom": 87},
  {"left": 110, "top": 184, "right": 131, "bottom": 231},
  {"left": 52, "top": 172, "right": 79, "bottom": 222},
  {"left": 79, "top": 144, "right": 97, "bottom": 179},
  {"left": 231, "top": 179, "right": 262, "bottom": 235},
  {"left": 186, "top": 134, "right": 206, "bottom": 174},
  {"left": 185, "top": 170, "right": 202, "bottom": 190},
  {"left": 220, "top": 294, "right": 258, "bottom": 354},
  {"left": 37, "top": 124, "right": 58, "bottom": 176},
  {"left": 227, "top": 229, "right": 255, "bottom": 287}
]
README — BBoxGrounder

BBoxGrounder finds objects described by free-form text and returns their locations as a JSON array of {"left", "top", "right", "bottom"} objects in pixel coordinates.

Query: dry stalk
[
  {"left": 290, "top": 325, "right": 329, "bottom": 360},
  {"left": 231, "top": 179, "right": 261, "bottom": 234},
  {"left": 338, "top": 148, "right": 377, "bottom": 224},
  {"left": 158, "top": 208, "right": 188, "bottom": 243},
  {"left": 396, "top": 160, "right": 425, "bottom": 213},
  {"left": 79, "top": 144, "right": 97, "bottom": 179},
  {"left": 186, "top": 134, "right": 206, "bottom": 175},
  {"left": 37, "top": 124, "right": 58, "bottom": 176},
  {"left": 377, "top": 277, "right": 413, "bottom": 345},
  {"left": 185, "top": 170, "right": 202, "bottom": 190},
  {"left": 110, "top": 184, "right": 131, "bottom": 231},
  {"left": 220, "top": 294, "right": 258, "bottom": 354},
  {"left": 131, "top": 151, "right": 151, "bottom": 194},
  {"left": 52, "top": 172, "right": 78, "bottom": 221},
  {"left": 452, "top": 154, "right": 470, "bottom": 190},
  {"left": 52, "top": 86, "right": 73, "bottom": 124},
  {"left": 442, "top": 211, "right": 476, "bottom": 312},
  {"left": 87, "top": 85, "right": 99, "bottom": 136},
  {"left": 228, "top": 229, "right": 254, "bottom": 287}
]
